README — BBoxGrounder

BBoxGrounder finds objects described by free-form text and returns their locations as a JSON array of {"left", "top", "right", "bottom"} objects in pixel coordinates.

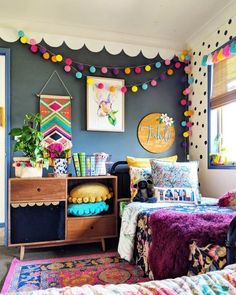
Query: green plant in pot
[{"left": 9, "top": 113, "right": 49, "bottom": 177}]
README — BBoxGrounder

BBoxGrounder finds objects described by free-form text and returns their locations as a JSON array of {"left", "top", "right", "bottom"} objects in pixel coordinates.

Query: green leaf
[
  {"left": 9, "top": 128, "right": 22, "bottom": 137},
  {"left": 108, "top": 113, "right": 117, "bottom": 126}
]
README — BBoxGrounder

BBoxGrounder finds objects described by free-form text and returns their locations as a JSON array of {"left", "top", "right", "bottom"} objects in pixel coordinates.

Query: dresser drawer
[
  {"left": 10, "top": 179, "right": 66, "bottom": 202},
  {"left": 67, "top": 216, "right": 117, "bottom": 240}
]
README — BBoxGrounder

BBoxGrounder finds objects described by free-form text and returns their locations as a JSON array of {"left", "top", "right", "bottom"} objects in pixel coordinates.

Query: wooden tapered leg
[
  {"left": 101, "top": 238, "right": 106, "bottom": 252},
  {"left": 20, "top": 246, "right": 25, "bottom": 260}
]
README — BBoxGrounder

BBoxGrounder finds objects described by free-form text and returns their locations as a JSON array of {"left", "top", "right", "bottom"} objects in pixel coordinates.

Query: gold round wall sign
[{"left": 137, "top": 113, "right": 175, "bottom": 153}]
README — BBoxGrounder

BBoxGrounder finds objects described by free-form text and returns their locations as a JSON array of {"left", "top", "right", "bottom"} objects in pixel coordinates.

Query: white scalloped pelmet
[{"left": 0, "top": 27, "right": 178, "bottom": 59}]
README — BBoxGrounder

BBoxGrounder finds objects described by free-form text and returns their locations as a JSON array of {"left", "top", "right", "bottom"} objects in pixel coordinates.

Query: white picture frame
[{"left": 86, "top": 76, "right": 125, "bottom": 132}]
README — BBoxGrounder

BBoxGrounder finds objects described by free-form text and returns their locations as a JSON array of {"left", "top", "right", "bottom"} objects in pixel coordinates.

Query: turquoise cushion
[{"left": 67, "top": 201, "right": 109, "bottom": 216}]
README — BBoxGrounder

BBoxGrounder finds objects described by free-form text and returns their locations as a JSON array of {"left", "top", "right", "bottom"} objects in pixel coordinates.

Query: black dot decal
[
  {"left": 194, "top": 107, "right": 197, "bottom": 111},
  {"left": 217, "top": 30, "right": 220, "bottom": 34},
  {"left": 199, "top": 67, "right": 202, "bottom": 72},
  {"left": 204, "top": 91, "right": 207, "bottom": 96},
  {"left": 192, "top": 91, "right": 195, "bottom": 95},
  {"left": 199, "top": 135, "right": 202, "bottom": 138},
  {"left": 204, "top": 140, "right": 207, "bottom": 145},
  {"left": 200, "top": 155, "right": 203, "bottom": 159},
  {"left": 202, "top": 124, "right": 205, "bottom": 128},
  {"left": 228, "top": 19, "right": 232, "bottom": 24},
  {"left": 196, "top": 122, "right": 199, "bottom": 126},
  {"left": 195, "top": 145, "right": 198, "bottom": 149},
  {"left": 199, "top": 182, "right": 201, "bottom": 187},
  {"left": 195, "top": 79, "right": 198, "bottom": 84},
  {"left": 202, "top": 42, "right": 205, "bottom": 46},
  {"left": 208, "top": 44, "right": 211, "bottom": 48},
  {"left": 224, "top": 30, "right": 228, "bottom": 36},
  {"left": 204, "top": 109, "right": 207, "bottom": 113},
  {"left": 198, "top": 168, "right": 200, "bottom": 172},
  {"left": 203, "top": 72, "right": 206, "bottom": 76},
  {"left": 200, "top": 100, "right": 202, "bottom": 104},
  {"left": 229, "top": 36, "right": 233, "bottom": 40},
  {"left": 198, "top": 52, "right": 202, "bottom": 56},
  {"left": 191, "top": 73, "right": 193, "bottom": 77},
  {"left": 198, "top": 111, "right": 201, "bottom": 116},
  {"left": 193, "top": 51, "right": 196, "bottom": 55},
  {"left": 216, "top": 41, "right": 219, "bottom": 47},
  {"left": 190, "top": 142, "right": 193, "bottom": 146},
  {"left": 194, "top": 61, "right": 197, "bottom": 66}
]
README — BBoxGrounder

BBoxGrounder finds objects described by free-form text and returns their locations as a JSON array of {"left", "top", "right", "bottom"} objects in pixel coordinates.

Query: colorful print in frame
[
  {"left": 137, "top": 113, "right": 175, "bottom": 153},
  {"left": 86, "top": 76, "right": 125, "bottom": 132}
]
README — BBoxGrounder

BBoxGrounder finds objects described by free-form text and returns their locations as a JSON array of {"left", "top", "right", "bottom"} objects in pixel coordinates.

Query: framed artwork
[
  {"left": 86, "top": 76, "right": 125, "bottom": 132},
  {"left": 137, "top": 112, "right": 175, "bottom": 153}
]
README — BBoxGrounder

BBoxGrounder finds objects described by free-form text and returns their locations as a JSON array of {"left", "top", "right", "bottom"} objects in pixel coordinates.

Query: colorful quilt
[
  {"left": 40, "top": 95, "right": 72, "bottom": 150},
  {"left": 4, "top": 264, "right": 236, "bottom": 295}
]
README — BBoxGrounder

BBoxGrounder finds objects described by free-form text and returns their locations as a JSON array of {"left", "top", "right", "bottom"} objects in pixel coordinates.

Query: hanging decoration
[
  {"left": 17, "top": 30, "right": 194, "bottom": 150},
  {"left": 38, "top": 71, "right": 72, "bottom": 165},
  {"left": 201, "top": 40, "right": 236, "bottom": 66}
]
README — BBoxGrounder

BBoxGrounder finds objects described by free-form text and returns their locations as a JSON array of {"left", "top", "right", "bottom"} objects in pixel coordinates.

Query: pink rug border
[{"left": 1, "top": 251, "right": 118, "bottom": 294}]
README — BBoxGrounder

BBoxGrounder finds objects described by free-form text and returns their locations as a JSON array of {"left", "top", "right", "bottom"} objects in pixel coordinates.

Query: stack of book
[{"left": 72, "top": 153, "right": 96, "bottom": 176}]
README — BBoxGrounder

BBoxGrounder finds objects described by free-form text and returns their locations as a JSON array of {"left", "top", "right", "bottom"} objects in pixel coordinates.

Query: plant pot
[
  {"left": 53, "top": 158, "right": 68, "bottom": 176},
  {"left": 13, "top": 157, "right": 43, "bottom": 178}
]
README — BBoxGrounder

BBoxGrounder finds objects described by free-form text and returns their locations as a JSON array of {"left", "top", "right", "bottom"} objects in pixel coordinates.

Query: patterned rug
[{"left": 2, "top": 252, "right": 149, "bottom": 293}]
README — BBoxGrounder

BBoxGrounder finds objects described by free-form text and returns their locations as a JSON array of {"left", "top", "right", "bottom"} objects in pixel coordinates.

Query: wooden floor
[{"left": 0, "top": 237, "right": 118, "bottom": 291}]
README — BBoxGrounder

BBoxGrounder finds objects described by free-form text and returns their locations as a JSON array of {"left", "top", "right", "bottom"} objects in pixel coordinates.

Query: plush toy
[{"left": 133, "top": 179, "right": 157, "bottom": 203}]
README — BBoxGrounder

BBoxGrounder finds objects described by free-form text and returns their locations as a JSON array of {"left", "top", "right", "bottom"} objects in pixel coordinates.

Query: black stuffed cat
[{"left": 133, "top": 179, "right": 157, "bottom": 203}]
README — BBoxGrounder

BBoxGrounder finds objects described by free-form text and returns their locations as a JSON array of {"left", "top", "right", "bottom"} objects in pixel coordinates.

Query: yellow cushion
[
  {"left": 68, "top": 182, "right": 113, "bottom": 204},
  {"left": 126, "top": 155, "right": 178, "bottom": 168}
]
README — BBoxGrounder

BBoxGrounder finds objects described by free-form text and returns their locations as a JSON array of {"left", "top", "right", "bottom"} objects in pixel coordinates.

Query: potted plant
[
  {"left": 45, "top": 142, "right": 70, "bottom": 176},
  {"left": 9, "top": 113, "right": 49, "bottom": 177}
]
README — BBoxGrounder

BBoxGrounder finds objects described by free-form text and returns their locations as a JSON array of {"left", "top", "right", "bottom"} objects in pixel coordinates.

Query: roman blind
[{"left": 211, "top": 54, "right": 236, "bottom": 109}]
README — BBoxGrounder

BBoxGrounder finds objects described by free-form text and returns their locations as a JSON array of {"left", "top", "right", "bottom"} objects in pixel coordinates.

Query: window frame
[{"left": 208, "top": 37, "right": 236, "bottom": 169}]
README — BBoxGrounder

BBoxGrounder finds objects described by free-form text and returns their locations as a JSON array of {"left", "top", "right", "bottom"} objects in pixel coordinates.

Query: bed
[
  {"left": 10, "top": 264, "right": 236, "bottom": 294},
  {"left": 111, "top": 161, "right": 236, "bottom": 280}
]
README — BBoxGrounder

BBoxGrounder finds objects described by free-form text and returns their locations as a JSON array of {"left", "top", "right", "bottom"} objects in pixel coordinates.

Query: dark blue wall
[{"left": 0, "top": 39, "right": 188, "bottom": 175}]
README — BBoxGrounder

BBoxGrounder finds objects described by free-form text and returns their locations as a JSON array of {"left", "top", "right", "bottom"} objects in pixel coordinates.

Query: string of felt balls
[{"left": 18, "top": 30, "right": 194, "bottom": 147}]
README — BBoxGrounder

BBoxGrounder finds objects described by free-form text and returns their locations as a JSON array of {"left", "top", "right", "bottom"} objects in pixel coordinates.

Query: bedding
[
  {"left": 118, "top": 199, "right": 235, "bottom": 279},
  {"left": 8, "top": 264, "right": 236, "bottom": 294}
]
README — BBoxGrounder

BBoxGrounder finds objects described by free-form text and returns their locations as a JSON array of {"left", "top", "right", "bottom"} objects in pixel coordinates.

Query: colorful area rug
[{"left": 2, "top": 252, "right": 149, "bottom": 293}]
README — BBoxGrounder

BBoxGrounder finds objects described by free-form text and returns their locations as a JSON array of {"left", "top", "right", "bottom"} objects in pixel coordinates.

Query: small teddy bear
[{"left": 133, "top": 178, "right": 157, "bottom": 203}]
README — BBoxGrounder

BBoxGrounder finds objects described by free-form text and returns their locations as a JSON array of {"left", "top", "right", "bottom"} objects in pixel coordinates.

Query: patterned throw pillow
[
  {"left": 129, "top": 166, "right": 152, "bottom": 200},
  {"left": 188, "top": 241, "right": 226, "bottom": 276},
  {"left": 150, "top": 160, "right": 200, "bottom": 203},
  {"left": 218, "top": 189, "right": 236, "bottom": 209}
]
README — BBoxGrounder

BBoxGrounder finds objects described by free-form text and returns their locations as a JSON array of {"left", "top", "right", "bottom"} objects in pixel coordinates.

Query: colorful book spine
[
  {"left": 85, "top": 155, "right": 91, "bottom": 176},
  {"left": 72, "top": 153, "right": 81, "bottom": 176},
  {"left": 90, "top": 155, "right": 96, "bottom": 176},
  {"left": 79, "top": 152, "right": 86, "bottom": 176}
]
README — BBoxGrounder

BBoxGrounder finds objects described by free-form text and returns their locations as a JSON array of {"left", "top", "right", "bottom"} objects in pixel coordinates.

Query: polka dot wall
[{"left": 188, "top": 13, "right": 236, "bottom": 198}]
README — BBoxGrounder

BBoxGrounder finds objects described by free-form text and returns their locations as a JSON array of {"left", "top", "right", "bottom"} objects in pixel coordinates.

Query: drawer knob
[
  {"left": 37, "top": 187, "right": 41, "bottom": 192},
  {"left": 90, "top": 226, "right": 94, "bottom": 230}
]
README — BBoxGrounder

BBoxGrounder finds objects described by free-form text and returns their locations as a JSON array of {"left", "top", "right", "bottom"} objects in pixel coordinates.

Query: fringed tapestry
[{"left": 40, "top": 94, "right": 72, "bottom": 164}]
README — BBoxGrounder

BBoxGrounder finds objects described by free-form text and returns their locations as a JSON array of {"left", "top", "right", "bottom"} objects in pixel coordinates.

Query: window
[{"left": 209, "top": 53, "right": 236, "bottom": 167}]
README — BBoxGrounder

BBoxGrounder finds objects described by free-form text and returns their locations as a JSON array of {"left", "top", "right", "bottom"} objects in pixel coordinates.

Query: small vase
[{"left": 54, "top": 158, "right": 68, "bottom": 176}]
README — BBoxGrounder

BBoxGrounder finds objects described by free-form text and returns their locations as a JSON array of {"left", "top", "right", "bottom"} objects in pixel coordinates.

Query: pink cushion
[{"left": 218, "top": 190, "right": 236, "bottom": 207}]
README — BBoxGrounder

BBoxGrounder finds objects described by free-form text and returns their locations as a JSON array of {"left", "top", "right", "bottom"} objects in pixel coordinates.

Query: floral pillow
[
  {"left": 188, "top": 241, "right": 226, "bottom": 276},
  {"left": 150, "top": 160, "right": 200, "bottom": 203},
  {"left": 129, "top": 166, "right": 152, "bottom": 200}
]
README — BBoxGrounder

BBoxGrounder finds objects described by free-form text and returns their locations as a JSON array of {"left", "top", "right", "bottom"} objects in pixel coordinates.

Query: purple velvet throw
[{"left": 149, "top": 210, "right": 236, "bottom": 280}]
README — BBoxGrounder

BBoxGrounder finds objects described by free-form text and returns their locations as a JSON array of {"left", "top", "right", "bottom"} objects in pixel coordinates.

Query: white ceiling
[{"left": 0, "top": 0, "right": 234, "bottom": 57}]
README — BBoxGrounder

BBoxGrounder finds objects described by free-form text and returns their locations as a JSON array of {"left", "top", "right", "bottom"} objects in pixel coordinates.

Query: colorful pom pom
[
  {"left": 142, "top": 83, "right": 148, "bottom": 90},
  {"left": 183, "top": 131, "right": 189, "bottom": 138},
  {"left": 155, "top": 62, "right": 161, "bottom": 68},
  {"left": 18, "top": 30, "right": 25, "bottom": 37},
  {"left": 29, "top": 38, "right": 36, "bottom": 45},
  {"left": 186, "top": 121, "right": 193, "bottom": 127},
  {"left": 167, "top": 69, "right": 174, "bottom": 75},
  {"left": 131, "top": 85, "right": 138, "bottom": 92},
  {"left": 30, "top": 45, "right": 38, "bottom": 53},
  {"left": 56, "top": 54, "right": 63, "bottom": 62},
  {"left": 134, "top": 67, "right": 141, "bottom": 74},
  {"left": 113, "top": 68, "right": 119, "bottom": 75},
  {"left": 181, "top": 99, "right": 187, "bottom": 106},
  {"left": 64, "top": 65, "right": 71, "bottom": 72},
  {"left": 43, "top": 52, "right": 50, "bottom": 60},
  {"left": 98, "top": 82, "right": 104, "bottom": 89},
  {"left": 89, "top": 66, "right": 96, "bottom": 73},
  {"left": 124, "top": 67, "right": 131, "bottom": 75},
  {"left": 65, "top": 58, "right": 72, "bottom": 65},
  {"left": 145, "top": 65, "right": 151, "bottom": 72},
  {"left": 121, "top": 86, "right": 127, "bottom": 93},
  {"left": 101, "top": 67, "right": 108, "bottom": 74},
  {"left": 39, "top": 47, "right": 47, "bottom": 54},
  {"left": 150, "top": 80, "right": 157, "bottom": 87},
  {"left": 164, "top": 59, "right": 170, "bottom": 65},
  {"left": 20, "top": 36, "right": 28, "bottom": 44},
  {"left": 51, "top": 55, "right": 57, "bottom": 63},
  {"left": 76, "top": 71, "right": 83, "bottom": 79},
  {"left": 181, "top": 121, "right": 187, "bottom": 127},
  {"left": 175, "top": 62, "right": 181, "bottom": 69}
]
